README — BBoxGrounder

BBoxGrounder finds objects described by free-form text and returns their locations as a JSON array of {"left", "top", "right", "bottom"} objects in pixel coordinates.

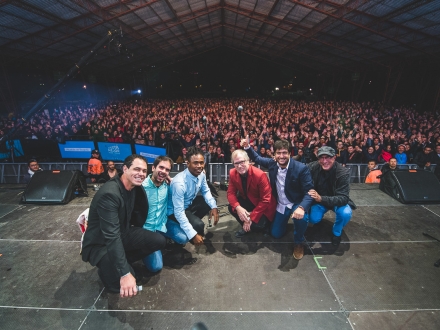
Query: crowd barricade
[
  {"left": 0, "top": 162, "right": 436, "bottom": 184},
  {"left": 207, "top": 163, "right": 435, "bottom": 185}
]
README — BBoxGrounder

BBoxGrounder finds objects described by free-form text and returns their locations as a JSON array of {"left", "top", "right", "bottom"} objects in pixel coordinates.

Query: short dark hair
[
  {"left": 153, "top": 155, "right": 174, "bottom": 168},
  {"left": 368, "top": 159, "right": 377, "bottom": 165},
  {"left": 186, "top": 146, "right": 204, "bottom": 161},
  {"left": 123, "top": 154, "right": 147, "bottom": 169},
  {"left": 27, "top": 158, "right": 38, "bottom": 166},
  {"left": 273, "top": 139, "right": 290, "bottom": 152}
]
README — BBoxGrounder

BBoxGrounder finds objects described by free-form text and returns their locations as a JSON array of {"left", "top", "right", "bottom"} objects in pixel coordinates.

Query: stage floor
[{"left": 1, "top": 183, "right": 440, "bottom": 330}]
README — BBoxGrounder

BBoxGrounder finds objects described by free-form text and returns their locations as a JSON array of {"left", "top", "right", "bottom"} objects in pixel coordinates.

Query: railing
[
  {"left": 0, "top": 162, "right": 188, "bottom": 183},
  {"left": 0, "top": 162, "right": 436, "bottom": 184}
]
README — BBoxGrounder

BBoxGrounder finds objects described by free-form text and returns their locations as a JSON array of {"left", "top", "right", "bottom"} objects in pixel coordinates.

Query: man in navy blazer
[{"left": 242, "top": 138, "right": 314, "bottom": 260}]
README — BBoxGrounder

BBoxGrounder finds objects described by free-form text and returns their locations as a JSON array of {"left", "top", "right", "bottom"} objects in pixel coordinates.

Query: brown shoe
[{"left": 293, "top": 244, "right": 304, "bottom": 260}]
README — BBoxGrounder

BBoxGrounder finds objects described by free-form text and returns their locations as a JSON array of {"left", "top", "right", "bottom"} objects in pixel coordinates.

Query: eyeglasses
[{"left": 233, "top": 160, "right": 248, "bottom": 167}]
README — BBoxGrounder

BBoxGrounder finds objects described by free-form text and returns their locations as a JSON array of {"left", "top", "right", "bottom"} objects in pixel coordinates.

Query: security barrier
[{"left": 0, "top": 162, "right": 435, "bottom": 184}]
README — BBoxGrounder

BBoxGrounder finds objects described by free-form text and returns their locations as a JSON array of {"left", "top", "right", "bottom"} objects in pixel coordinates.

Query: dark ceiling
[{"left": 1, "top": 0, "right": 440, "bottom": 77}]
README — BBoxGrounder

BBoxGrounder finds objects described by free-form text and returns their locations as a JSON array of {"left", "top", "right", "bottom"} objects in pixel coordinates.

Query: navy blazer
[{"left": 246, "top": 147, "right": 314, "bottom": 211}]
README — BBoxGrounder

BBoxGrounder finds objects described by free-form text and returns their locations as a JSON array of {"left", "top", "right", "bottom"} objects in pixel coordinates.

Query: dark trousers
[
  {"left": 97, "top": 226, "right": 166, "bottom": 292},
  {"left": 228, "top": 196, "right": 270, "bottom": 232},
  {"left": 169, "top": 195, "right": 211, "bottom": 237}
]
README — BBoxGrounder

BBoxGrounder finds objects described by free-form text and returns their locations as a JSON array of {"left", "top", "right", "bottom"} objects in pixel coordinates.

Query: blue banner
[
  {"left": 0, "top": 139, "right": 24, "bottom": 159},
  {"left": 58, "top": 141, "right": 95, "bottom": 159},
  {"left": 97, "top": 142, "right": 132, "bottom": 161},
  {"left": 134, "top": 144, "right": 167, "bottom": 163}
]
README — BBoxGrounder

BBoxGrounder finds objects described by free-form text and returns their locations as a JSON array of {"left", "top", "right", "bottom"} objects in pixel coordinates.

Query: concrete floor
[{"left": 1, "top": 183, "right": 440, "bottom": 330}]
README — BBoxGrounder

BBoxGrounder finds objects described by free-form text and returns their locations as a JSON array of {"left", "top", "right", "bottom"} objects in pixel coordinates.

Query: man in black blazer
[
  {"left": 81, "top": 154, "right": 166, "bottom": 297},
  {"left": 242, "top": 138, "right": 314, "bottom": 260}
]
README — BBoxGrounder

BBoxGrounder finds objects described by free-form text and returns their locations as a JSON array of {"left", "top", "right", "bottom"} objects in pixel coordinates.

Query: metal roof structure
[{"left": 1, "top": 0, "right": 440, "bottom": 78}]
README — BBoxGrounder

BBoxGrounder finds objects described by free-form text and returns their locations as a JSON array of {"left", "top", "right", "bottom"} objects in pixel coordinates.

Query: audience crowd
[{"left": 1, "top": 98, "right": 440, "bottom": 168}]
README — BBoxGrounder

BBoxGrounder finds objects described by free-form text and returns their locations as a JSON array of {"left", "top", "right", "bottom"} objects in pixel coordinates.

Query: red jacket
[{"left": 227, "top": 165, "right": 277, "bottom": 223}]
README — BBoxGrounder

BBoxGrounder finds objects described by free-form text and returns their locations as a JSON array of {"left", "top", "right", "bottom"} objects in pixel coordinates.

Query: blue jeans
[
  {"left": 143, "top": 220, "right": 189, "bottom": 273},
  {"left": 308, "top": 204, "right": 352, "bottom": 237},
  {"left": 271, "top": 205, "right": 308, "bottom": 244}
]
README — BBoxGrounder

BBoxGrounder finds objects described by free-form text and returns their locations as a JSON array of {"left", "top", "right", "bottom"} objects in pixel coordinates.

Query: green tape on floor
[{"left": 314, "top": 256, "right": 327, "bottom": 270}]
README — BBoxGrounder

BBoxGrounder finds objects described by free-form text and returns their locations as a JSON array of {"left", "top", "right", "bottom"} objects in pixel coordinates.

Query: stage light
[
  {"left": 138, "top": 89, "right": 141, "bottom": 94},
  {"left": 275, "top": 87, "right": 279, "bottom": 91},
  {"left": 83, "top": 85, "right": 87, "bottom": 89}
]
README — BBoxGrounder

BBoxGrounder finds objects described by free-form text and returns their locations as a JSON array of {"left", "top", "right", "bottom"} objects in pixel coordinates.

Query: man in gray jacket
[{"left": 307, "top": 146, "right": 356, "bottom": 246}]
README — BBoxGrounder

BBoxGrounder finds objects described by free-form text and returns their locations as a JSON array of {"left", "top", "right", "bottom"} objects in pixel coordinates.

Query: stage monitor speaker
[
  {"left": 22, "top": 170, "right": 87, "bottom": 204},
  {"left": 379, "top": 169, "right": 440, "bottom": 204}
]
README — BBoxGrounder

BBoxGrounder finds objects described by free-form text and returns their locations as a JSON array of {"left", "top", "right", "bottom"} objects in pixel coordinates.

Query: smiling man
[
  {"left": 142, "top": 156, "right": 188, "bottom": 273},
  {"left": 307, "top": 146, "right": 356, "bottom": 247},
  {"left": 227, "top": 149, "right": 277, "bottom": 238},
  {"left": 81, "top": 155, "right": 166, "bottom": 298},
  {"left": 242, "top": 138, "right": 314, "bottom": 260},
  {"left": 168, "top": 146, "right": 219, "bottom": 246}
]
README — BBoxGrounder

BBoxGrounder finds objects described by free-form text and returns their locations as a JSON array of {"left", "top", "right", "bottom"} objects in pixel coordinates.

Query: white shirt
[{"left": 275, "top": 160, "right": 294, "bottom": 214}]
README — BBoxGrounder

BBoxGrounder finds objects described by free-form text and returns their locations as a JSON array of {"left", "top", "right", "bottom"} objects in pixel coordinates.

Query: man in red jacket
[{"left": 227, "top": 149, "right": 277, "bottom": 238}]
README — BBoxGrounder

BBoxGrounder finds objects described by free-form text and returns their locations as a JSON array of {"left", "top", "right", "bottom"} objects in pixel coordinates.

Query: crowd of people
[
  {"left": 1, "top": 98, "right": 440, "bottom": 168},
  {"left": 10, "top": 97, "right": 439, "bottom": 298}
]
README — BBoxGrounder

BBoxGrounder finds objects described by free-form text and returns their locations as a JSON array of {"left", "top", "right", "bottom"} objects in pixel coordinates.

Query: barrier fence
[{"left": 0, "top": 162, "right": 436, "bottom": 184}]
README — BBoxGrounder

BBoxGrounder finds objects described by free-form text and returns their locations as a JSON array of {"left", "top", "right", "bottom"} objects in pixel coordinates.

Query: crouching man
[
  {"left": 81, "top": 155, "right": 166, "bottom": 297},
  {"left": 227, "top": 150, "right": 277, "bottom": 238},
  {"left": 307, "top": 147, "right": 356, "bottom": 246},
  {"left": 141, "top": 156, "right": 189, "bottom": 273}
]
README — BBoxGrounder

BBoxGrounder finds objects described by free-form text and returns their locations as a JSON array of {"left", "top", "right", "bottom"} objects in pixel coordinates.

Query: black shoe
[
  {"left": 332, "top": 235, "right": 342, "bottom": 246},
  {"left": 235, "top": 229, "right": 248, "bottom": 238}
]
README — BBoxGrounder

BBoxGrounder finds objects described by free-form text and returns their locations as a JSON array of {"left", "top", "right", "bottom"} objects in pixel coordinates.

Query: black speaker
[
  {"left": 22, "top": 170, "right": 88, "bottom": 204},
  {"left": 379, "top": 169, "right": 440, "bottom": 204}
]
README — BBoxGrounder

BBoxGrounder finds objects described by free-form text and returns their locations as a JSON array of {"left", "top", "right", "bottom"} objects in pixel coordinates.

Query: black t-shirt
[
  {"left": 121, "top": 186, "right": 135, "bottom": 227},
  {"left": 316, "top": 169, "right": 331, "bottom": 197},
  {"left": 240, "top": 173, "right": 248, "bottom": 199}
]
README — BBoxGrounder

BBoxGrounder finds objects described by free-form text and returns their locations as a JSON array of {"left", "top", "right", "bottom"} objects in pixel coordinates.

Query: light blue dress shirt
[
  {"left": 142, "top": 174, "right": 170, "bottom": 233},
  {"left": 168, "top": 168, "right": 217, "bottom": 239}
]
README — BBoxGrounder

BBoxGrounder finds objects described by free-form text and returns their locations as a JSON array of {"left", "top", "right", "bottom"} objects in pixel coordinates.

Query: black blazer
[
  {"left": 81, "top": 175, "right": 148, "bottom": 277},
  {"left": 246, "top": 147, "right": 314, "bottom": 211}
]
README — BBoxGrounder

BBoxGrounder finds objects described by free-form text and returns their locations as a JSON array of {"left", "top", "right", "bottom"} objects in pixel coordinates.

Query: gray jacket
[{"left": 307, "top": 161, "right": 356, "bottom": 210}]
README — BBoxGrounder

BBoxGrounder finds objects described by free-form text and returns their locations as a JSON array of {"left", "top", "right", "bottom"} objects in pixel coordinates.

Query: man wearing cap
[
  {"left": 307, "top": 146, "right": 356, "bottom": 246},
  {"left": 241, "top": 138, "right": 314, "bottom": 260},
  {"left": 88, "top": 149, "right": 104, "bottom": 183}
]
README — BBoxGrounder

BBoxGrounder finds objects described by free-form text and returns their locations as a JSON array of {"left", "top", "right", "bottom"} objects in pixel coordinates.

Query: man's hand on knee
[
  {"left": 292, "top": 206, "right": 305, "bottom": 220},
  {"left": 120, "top": 273, "right": 137, "bottom": 298},
  {"left": 236, "top": 205, "right": 250, "bottom": 223}
]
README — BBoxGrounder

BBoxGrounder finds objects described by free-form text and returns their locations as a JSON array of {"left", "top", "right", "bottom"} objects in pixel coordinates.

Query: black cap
[{"left": 92, "top": 149, "right": 100, "bottom": 154}]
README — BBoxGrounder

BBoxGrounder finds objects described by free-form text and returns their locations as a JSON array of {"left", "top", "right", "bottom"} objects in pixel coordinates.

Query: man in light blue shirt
[
  {"left": 168, "top": 146, "right": 219, "bottom": 245},
  {"left": 142, "top": 156, "right": 188, "bottom": 272}
]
